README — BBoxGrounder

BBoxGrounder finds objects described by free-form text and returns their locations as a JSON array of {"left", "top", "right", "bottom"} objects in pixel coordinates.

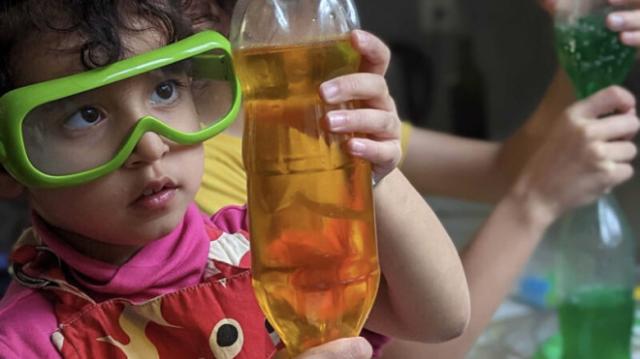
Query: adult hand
[
  {"left": 513, "top": 86, "right": 639, "bottom": 225},
  {"left": 540, "top": 0, "right": 640, "bottom": 47},
  {"left": 606, "top": 0, "right": 640, "bottom": 46}
]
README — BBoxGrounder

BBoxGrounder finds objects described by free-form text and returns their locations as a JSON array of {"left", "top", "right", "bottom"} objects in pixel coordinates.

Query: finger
[
  {"left": 601, "top": 141, "right": 638, "bottom": 162},
  {"left": 296, "top": 337, "right": 373, "bottom": 359},
  {"left": 603, "top": 162, "right": 635, "bottom": 187},
  {"left": 348, "top": 138, "right": 401, "bottom": 168},
  {"left": 620, "top": 31, "right": 640, "bottom": 47},
  {"left": 351, "top": 30, "right": 391, "bottom": 75},
  {"left": 588, "top": 113, "right": 640, "bottom": 140},
  {"left": 326, "top": 109, "right": 400, "bottom": 140},
  {"left": 608, "top": 10, "right": 640, "bottom": 31},
  {"left": 320, "top": 73, "right": 396, "bottom": 111},
  {"left": 573, "top": 86, "right": 636, "bottom": 118}
]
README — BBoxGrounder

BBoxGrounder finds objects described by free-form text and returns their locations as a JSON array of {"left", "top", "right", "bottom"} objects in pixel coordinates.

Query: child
[{"left": 0, "top": 1, "right": 469, "bottom": 358}]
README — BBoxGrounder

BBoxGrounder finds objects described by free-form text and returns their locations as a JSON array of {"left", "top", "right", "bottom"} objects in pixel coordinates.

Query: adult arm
[
  {"left": 400, "top": 69, "right": 576, "bottom": 203},
  {"left": 381, "top": 86, "right": 639, "bottom": 358}
]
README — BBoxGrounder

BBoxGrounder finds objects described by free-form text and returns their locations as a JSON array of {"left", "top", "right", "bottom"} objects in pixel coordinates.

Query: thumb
[
  {"left": 296, "top": 337, "right": 373, "bottom": 359},
  {"left": 574, "top": 86, "right": 636, "bottom": 119}
]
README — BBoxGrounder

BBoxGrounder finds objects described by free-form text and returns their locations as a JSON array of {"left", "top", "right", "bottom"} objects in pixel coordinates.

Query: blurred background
[{"left": 355, "top": 0, "right": 640, "bottom": 242}]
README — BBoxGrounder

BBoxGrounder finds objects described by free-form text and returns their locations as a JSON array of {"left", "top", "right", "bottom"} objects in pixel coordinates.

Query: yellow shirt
[
  {"left": 195, "top": 133, "right": 247, "bottom": 214},
  {"left": 195, "top": 121, "right": 414, "bottom": 214}
]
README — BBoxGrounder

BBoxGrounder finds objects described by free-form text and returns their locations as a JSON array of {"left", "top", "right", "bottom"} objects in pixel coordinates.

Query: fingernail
[
  {"left": 608, "top": 14, "right": 624, "bottom": 30},
  {"left": 354, "top": 30, "right": 369, "bottom": 48},
  {"left": 350, "top": 140, "right": 366, "bottom": 155},
  {"left": 320, "top": 82, "right": 339, "bottom": 102},
  {"left": 328, "top": 112, "right": 347, "bottom": 130}
]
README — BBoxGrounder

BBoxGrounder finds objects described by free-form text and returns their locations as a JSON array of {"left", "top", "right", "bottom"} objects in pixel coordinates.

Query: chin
[
  {"left": 146, "top": 215, "right": 185, "bottom": 241},
  {"left": 110, "top": 201, "right": 192, "bottom": 245}
]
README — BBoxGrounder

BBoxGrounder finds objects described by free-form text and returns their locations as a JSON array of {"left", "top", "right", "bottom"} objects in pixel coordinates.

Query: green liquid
[
  {"left": 555, "top": 12, "right": 635, "bottom": 99},
  {"left": 559, "top": 287, "right": 633, "bottom": 359}
]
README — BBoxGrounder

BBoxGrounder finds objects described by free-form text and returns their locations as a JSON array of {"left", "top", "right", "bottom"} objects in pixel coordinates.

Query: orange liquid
[{"left": 235, "top": 39, "right": 380, "bottom": 356}]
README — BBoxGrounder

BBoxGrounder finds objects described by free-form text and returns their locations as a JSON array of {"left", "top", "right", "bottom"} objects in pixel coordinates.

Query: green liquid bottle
[{"left": 553, "top": 7, "right": 636, "bottom": 359}]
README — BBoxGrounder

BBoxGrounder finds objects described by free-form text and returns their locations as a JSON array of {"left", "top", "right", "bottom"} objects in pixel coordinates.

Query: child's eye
[
  {"left": 63, "top": 106, "right": 104, "bottom": 130},
  {"left": 150, "top": 80, "right": 181, "bottom": 105}
]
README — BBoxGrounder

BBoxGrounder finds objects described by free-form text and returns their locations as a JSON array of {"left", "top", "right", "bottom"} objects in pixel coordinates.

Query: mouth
[{"left": 132, "top": 178, "right": 179, "bottom": 211}]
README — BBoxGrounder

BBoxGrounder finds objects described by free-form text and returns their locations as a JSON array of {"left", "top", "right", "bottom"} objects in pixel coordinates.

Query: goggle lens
[{"left": 21, "top": 50, "right": 234, "bottom": 176}]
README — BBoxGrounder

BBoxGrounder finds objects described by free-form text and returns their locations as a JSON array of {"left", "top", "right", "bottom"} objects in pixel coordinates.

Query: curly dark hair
[{"left": 0, "top": 0, "right": 194, "bottom": 96}]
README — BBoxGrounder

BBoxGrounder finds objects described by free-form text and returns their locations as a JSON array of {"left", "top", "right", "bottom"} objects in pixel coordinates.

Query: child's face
[{"left": 12, "top": 30, "right": 205, "bottom": 248}]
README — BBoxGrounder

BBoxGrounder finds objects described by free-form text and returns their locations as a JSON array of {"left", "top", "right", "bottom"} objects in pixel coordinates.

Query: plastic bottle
[
  {"left": 555, "top": 195, "right": 635, "bottom": 359},
  {"left": 230, "top": 0, "right": 380, "bottom": 355},
  {"left": 553, "top": 2, "right": 637, "bottom": 356}
]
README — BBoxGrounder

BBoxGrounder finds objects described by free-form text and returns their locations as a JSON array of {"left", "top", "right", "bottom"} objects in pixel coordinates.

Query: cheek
[
  {"left": 172, "top": 144, "right": 204, "bottom": 180},
  {"left": 28, "top": 180, "right": 128, "bottom": 231},
  {"left": 175, "top": 146, "right": 205, "bottom": 192}
]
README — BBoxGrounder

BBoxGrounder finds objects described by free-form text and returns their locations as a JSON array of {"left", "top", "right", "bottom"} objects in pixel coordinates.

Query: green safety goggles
[{"left": 0, "top": 30, "right": 241, "bottom": 188}]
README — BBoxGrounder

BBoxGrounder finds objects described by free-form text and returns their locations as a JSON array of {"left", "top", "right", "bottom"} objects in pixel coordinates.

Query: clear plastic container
[
  {"left": 555, "top": 195, "right": 635, "bottom": 359},
  {"left": 230, "top": 0, "right": 380, "bottom": 355}
]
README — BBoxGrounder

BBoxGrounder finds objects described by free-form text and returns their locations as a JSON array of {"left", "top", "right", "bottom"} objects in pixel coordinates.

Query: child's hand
[
  {"left": 540, "top": 0, "right": 640, "bottom": 47},
  {"left": 512, "top": 86, "right": 639, "bottom": 225},
  {"left": 274, "top": 337, "right": 372, "bottom": 359},
  {"left": 320, "top": 30, "right": 401, "bottom": 183}
]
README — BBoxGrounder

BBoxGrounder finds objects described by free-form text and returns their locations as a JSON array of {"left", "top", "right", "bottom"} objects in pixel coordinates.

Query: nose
[{"left": 124, "top": 131, "right": 170, "bottom": 169}]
